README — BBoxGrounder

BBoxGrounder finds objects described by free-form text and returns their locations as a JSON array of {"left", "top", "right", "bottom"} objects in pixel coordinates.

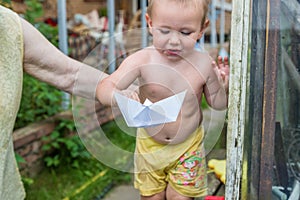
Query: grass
[{"left": 24, "top": 120, "right": 136, "bottom": 200}]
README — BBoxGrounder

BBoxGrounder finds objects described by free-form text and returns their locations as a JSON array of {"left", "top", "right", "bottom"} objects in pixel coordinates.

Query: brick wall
[
  {"left": 13, "top": 102, "right": 114, "bottom": 177},
  {"left": 14, "top": 120, "right": 57, "bottom": 177}
]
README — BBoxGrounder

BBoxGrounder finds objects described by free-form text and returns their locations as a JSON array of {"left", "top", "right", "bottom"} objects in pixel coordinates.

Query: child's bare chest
[{"left": 139, "top": 64, "right": 206, "bottom": 98}]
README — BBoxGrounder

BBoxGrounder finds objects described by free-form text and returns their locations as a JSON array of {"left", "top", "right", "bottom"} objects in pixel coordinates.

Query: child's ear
[
  {"left": 198, "top": 19, "right": 210, "bottom": 39},
  {"left": 145, "top": 13, "right": 153, "bottom": 34}
]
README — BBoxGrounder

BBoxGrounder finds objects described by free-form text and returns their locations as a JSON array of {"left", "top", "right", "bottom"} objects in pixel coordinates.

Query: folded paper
[{"left": 114, "top": 90, "right": 186, "bottom": 127}]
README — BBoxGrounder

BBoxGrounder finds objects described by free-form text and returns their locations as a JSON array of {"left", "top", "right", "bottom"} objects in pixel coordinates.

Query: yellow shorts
[{"left": 134, "top": 127, "right": 207, "bottom": 197}]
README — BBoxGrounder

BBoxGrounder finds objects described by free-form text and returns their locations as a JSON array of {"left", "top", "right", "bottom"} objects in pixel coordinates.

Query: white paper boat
[{"left": 114, "top": 90, "right": 186, "bottom": 127}]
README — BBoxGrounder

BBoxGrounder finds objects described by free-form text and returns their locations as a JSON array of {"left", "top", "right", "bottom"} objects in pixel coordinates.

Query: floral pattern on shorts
[{"left": 170, "top": 150, "right": 206, "bottom": 188}]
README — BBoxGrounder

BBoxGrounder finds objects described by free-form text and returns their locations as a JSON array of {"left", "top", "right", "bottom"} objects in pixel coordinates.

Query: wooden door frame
[{"left": 226, "top": 0, "right": 280, "bottom": 199}]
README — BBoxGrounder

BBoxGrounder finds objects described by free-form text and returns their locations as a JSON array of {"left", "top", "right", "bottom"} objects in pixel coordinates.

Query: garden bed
[{"left": 13, "top": 101, "right": 113, "bottom": 177}]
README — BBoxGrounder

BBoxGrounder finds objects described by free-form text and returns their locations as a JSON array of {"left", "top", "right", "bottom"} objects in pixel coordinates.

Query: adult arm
[{"left": 21, "top": 17, "right": 107, "bottom": 99}]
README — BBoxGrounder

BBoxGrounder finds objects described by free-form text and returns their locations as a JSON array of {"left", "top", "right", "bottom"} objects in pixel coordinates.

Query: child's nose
[{"left": 169, "top": 32, "right": 180, "bottom": 45}]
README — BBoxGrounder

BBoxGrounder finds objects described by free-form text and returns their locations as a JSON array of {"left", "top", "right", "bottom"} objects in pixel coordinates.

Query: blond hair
[{"left": 147, "top": 0, "right": 210, "bottom": 26}]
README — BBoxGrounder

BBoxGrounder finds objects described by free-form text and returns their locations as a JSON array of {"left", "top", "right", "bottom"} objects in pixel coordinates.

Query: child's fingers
[
  {"left": 217, "top": 56, "right": 225, "bottom": 68},
  {"left": 223, "top": 56, "right": 230, "bottom": 71},
  {"left": 121, "top": 90, "right": 138, "bottom": 101},
  {"left": 224, "top": 56, "right": 229, "bottom": 64},
  {"left": 212, "top": 60, "right": 221, "bottom": 77},
  {"left": 218, "top": 56, "right": 230, "bottom": 75},
  {"left": 131, "top": 92, "right": 140, "bottom": 102},
  {"left": 217, "top": 56, "right": 223, "bottom": 66},
  {"left": 212, "top": 60, "right": 217, "bottom": 68}
]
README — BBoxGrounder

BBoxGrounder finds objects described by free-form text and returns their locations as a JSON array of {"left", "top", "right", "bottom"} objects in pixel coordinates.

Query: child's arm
[
  {"left": 204, "top": 56, "right": 230, "bottom": 110},
  {"left": 96, "top": 55, "right": 141, "bottom": 106}
]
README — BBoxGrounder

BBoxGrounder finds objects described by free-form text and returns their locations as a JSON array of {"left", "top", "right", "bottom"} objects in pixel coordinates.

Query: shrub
[
  {"left": 41, "top": 119, "right": 89, "bottom": 168},
  {"left": 15, "top": 74, "right": 63, "bottom": 129}
]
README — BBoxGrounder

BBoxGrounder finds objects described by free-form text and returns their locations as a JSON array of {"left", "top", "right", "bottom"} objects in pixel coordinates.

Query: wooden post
[
  {"left": 225, "top": 0, "right": 251, "bottom": 199},
  {"left": 230, "top": 0, "right": 280, "bottom": 198},
  {"left": 246, "top": 0, "right": 268, "bottom": 198},
  {"left": 258, "top": 0, "right": 280, "bottom": 198}
]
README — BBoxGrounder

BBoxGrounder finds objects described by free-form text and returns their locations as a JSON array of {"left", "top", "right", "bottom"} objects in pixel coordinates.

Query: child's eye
[
  {"left": 180, "top": 31, "right": 192, "bottom": 36},
  {"left": 159, "top": 29, "right": 170, "bottom": 34}
]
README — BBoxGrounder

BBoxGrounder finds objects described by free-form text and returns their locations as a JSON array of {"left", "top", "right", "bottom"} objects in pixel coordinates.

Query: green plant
[
  {"left": 24, "top": 0, "right": 59, "bottom": 47},
  {"left": 42, "top": 119, "right": 90, "bottom": 168},
  {"left": 15, "top": 153, "right": 26, "bottom": 166},
  {"left": 99, "top": 7, "right": 107, "bottom": 17},
  {"left": 25, "top": 120, "right": 134, "bottom": 200},
  {"left": 201, "top": 94, "right": 209, "bottom": 109},
  {"left": 22, "top": 177, "right": 35, "bottom": 191},
  {"left": 24, "top": 0, "right": 43, "bottom": 23},
  {"left": 15, "top": 153, "right": 35, "bottom": 190},
  {"left": 15, "top": 74, "right": 63, "bottom": 129}
]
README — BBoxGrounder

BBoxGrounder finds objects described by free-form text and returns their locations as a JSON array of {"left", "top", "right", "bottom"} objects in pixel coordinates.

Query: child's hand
[
  {"left": 213, "top": 56, "right": 230, "bottom": 93},
  {"left": 120, "top": 90, "right": 140, "bottom": 102}
]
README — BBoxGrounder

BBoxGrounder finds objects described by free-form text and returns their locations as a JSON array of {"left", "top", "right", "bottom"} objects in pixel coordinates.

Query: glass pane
[{"left": 273, "top": 1, "right": 300, "bottom": 199}]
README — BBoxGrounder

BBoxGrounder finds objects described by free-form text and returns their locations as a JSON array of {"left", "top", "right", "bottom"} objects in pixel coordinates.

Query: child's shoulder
[
  {"left": 185, "top": 50, "right": 215, "bottom": 78},
  {"left": 188, "top": 50, "right": 213, "bottom": 67},
  {"left": 124, "top": 46, "right": 153, "bottom": 63}
]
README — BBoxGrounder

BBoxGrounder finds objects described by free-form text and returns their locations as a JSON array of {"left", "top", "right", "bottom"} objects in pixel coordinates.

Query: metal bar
[
  {"left": 220, "top": 0, "right": 225, "bottom": 47},
  {"left": 140, "top": 0, "right": 148, "bottom": 48},
  {"left": 219, "top": 0, "right": 228, "bottom": 58},
  {"left": 57, "top": 0, "right": 70, "bottom": 109},
  {"left": 57, "top": 0, "right": 68, "bottom": 55},
  {"left": 210, "top": 0, "right": 217, "bottom": 48},
  {"left": 107, "top": 0, "right": 116, "bottom": 74}
]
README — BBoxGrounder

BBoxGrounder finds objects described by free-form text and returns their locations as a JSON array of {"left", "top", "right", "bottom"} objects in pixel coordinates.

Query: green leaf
[
  {"left": 15, "top": 153, "right": 26, "bottom": 164},
  {"left": 51, "top": 142, "right": 60, "bottom": 149},
  {"left": 50, "top": 131, "right": 60, "bottom": 140},
  {"left": 42, "top": 144, "right": 52, "bottom": 151},
  {"left": 83, "top": 170, "right": 93, "bottom": 177}
]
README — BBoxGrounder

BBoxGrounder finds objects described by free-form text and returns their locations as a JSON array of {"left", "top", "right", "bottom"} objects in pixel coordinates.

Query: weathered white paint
[{"left": 225, "top": 0, "right": 251, "bottom": 199}]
